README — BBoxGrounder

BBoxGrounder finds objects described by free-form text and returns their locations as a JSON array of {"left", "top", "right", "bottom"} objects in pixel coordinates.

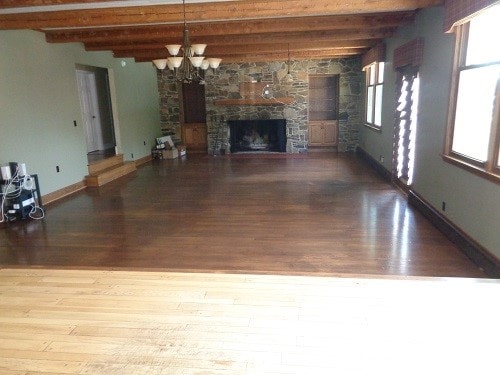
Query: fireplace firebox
[{"left": 228, "top": 119, "right": 287, "bottom": 153}]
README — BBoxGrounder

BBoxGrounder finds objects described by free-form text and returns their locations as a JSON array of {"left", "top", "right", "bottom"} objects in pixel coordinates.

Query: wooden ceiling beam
[
  {"left": 85, "top": 28, "right": 395, "bottom": 51},
  {"left": 0, "top": 0, "right": 113, "bottom": 8},
  {"left": 144, "top": 28, "right": 396, "bottom": 47},
  {"left": 221, "top": 49, "right": 370, "bottom": 63},
  {"left": 114, "top": 43, "right": 374, "bottom": 59},
  {"left": 44, "top": 12, "right": 414, "bottom": 44},
  {"left": 103, "top": 28, "right": 394, "bottom": 60},
  {"left": 0, "top": 0, "right": 442, "bottom": 29},
  {"left": 1, "top": 1, "right": 441, "bottom": 63},
  {"left": 89, "top": 39, "right": 377, "bottom": 53},
  {"left": 134, "top": 48, "right": 368, "bottom": 63}
]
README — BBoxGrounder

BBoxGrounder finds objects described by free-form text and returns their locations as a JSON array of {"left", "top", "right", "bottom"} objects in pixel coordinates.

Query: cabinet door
[
  {"left": 308, "top": 120, "right": 338, "bottom": 146},
  {"left": 322, "top": 121, "right": 338, "bottom": 146},
  {"left": 192, "top": 126, "right": 207, "bottom": 146},
  {"left": 182, "top": 123, "right": 207, "bottom": 152},
  {"left": 308, "top": 122, "right": 324, "bottom": 146}
]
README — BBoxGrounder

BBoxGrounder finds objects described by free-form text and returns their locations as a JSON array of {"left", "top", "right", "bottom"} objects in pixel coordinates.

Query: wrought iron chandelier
[{"left": 152, "top": 0, "right": 222, "bottom": 83}]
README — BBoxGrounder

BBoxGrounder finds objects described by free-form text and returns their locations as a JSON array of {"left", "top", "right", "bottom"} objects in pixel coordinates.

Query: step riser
[
  {"left": 88, "top": 155, "right": 124, "bottom": 175},
  {"left": 85, "top": 162, "right": 136, "bottom": 187}
]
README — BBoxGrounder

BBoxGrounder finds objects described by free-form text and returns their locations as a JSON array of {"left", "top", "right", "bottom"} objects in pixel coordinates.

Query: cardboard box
[
  {"left": 156, "top": 135, "right": 175, "bottom": 148},
  {"left": 161, "top": 148, "right": 178, "bottom": 159}
]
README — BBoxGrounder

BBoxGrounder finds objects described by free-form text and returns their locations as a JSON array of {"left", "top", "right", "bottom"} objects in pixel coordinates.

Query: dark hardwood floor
[{"left": 0, "top": 153, "right": 486, "bottom": 277}]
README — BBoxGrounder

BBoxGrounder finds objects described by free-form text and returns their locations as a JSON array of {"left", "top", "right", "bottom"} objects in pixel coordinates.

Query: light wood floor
[
  {"left": 0, "top": 153, "right": 486, "bottom": 277},
  {"left": 0, "top": 268, "right": 498, "bottom": 375}
]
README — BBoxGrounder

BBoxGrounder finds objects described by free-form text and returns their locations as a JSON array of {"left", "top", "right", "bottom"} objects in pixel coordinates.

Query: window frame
[
  {"left": 443, "top": 19, "right": 500, "bottom": 184},
  {"left": 364, "top": 61, "right": 384, "bottom": 131}
]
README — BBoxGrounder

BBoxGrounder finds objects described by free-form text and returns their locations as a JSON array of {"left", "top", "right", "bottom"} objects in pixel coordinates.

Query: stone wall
[
  {"left": 157, "top": 57, "right": 364, "bottom": 153},
  {"left": 157, "top": 70, "right": 181, "bottom": 143}
]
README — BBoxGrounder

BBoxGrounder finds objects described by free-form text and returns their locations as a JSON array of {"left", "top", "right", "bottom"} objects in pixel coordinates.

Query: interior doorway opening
[{"left": 76, "top": 65, "right": 118, "bottom": 163}]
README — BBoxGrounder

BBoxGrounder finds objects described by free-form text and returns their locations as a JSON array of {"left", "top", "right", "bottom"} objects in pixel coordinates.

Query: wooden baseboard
[
  {"left": 356, "top": 146, "right": 391, "bottom": 181},
  {"left": 408, "top": 190, "right": 499, "bottom": 278},
  {"left": 42, "top": 181, "right": 86, "bottom": 206},
  {"left": 357, "top": 146, "right": 499, "bottom": 278},
  {"left": 135, "top": 154, "right": 152, "bottom": 167}
]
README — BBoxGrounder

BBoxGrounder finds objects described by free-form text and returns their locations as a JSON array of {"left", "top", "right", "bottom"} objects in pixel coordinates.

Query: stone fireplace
[
  {"left": 157, "top": 57, "right": 364, "bottom": 154},
  {"left": 228, "top": 119, "right": 287, "bottom": 153}
]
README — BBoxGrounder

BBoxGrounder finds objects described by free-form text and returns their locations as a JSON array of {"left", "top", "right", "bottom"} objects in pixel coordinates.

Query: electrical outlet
[
  {"left": 442, "top": 201, "right": 446, "bottom": 211},
  {"left": 143, "top": 140, "right": 146, "bottom": 146},
  {"left": 380, "top": 156, "right": 384, "bottom": 163},
  {"left": 131, "top": 153, "right": 134, "bottom": 159},
  {"left": 73, "top": 120, "right": 77, "bottom": 127},
  {"left": 56, "top": 166, "right": 60, "bottom": 173}
]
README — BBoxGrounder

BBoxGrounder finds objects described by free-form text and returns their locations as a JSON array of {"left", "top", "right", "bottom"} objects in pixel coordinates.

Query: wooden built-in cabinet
[
  {"left": 308, "top": 120, "right": 338, "bottom": 146},
  {"left": 308, "top": 74, "right": 339, "bottom": 147},
  {"left": 181, "top": 123, "right": 207, "bottom": 152}
]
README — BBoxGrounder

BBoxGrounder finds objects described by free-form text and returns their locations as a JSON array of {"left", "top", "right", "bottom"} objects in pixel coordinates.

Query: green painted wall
[
  {"left": 359, "top": 7, "right": 500, "bottom": 259},
  {"left": 0, "top": 30, "right": 161, "bottom": 195}
]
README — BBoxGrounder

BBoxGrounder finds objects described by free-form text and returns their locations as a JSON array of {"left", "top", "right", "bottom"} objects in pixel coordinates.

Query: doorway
[
  {"left": 76, "top": 66, "right": 117, "bottom": 162},
  {"left": 392, "top": 66, "right": 420, "bottom": 187}
]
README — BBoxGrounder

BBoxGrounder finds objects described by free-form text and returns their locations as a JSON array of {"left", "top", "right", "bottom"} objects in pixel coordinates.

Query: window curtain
[
  {"left": 444, "top": 0, "right": 499, "bottom": 32},
  {"left": 361, "top": 43, "right": 386, "bottom": 69},
  {"left": 393, "top": 38, "right": 424, "bottom": 70}
]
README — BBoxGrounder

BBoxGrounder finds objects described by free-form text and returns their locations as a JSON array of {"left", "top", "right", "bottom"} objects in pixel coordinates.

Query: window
[
  {"left": 444, "top": 4, "right": 500, "bottom": 182},
  {"left": 365, "top": 61, "right": 385, "bottom": 129}
]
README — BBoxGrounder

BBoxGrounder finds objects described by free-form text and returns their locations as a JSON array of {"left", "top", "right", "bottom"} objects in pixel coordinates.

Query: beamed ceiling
[{"left": 0, "top": 0, "right": 443, "bottom": 64}]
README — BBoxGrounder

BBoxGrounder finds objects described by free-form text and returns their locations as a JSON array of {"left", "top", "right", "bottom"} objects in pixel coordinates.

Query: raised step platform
[{"left": 85, "top": 154, "right": 137, "bottom": 187}]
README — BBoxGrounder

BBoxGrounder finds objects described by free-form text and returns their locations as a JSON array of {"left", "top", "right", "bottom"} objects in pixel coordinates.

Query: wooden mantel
[
  {"left": 215, "top": 82, "right": 294, "bottom": 106},
  {"left": 214, "top": 97, "right": 294, "bottom": 106}
]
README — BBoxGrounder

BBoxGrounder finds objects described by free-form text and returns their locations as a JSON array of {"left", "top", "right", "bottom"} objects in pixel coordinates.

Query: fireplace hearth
[{"left": 228, "top": 119, "right": 287, "bottom": 153}]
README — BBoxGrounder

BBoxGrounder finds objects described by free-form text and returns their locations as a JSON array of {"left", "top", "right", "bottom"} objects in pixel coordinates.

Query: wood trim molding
[
  {"left": 214, "top": 98, "right": 294, "bottom": 106},
  {"left": 135, "top": 154, "right": 153, "bottom": 167},
  {"left": 37, "top": 156, "right": 151, "bottom": 207},
  {"left": 442, "top": 154, "right": 500, "bottom": 184},
  {"left": 357, "top": 146, "right": 499, "bottom": 277},
  {"left": 42, "top": 180, "right": 86, "bottom": 206},
  {"left": 356, "top": 146, "right": 391, "bottom": 181},
  {"left": 408, "top": 190, "right": 499, "bottom": 278}
]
